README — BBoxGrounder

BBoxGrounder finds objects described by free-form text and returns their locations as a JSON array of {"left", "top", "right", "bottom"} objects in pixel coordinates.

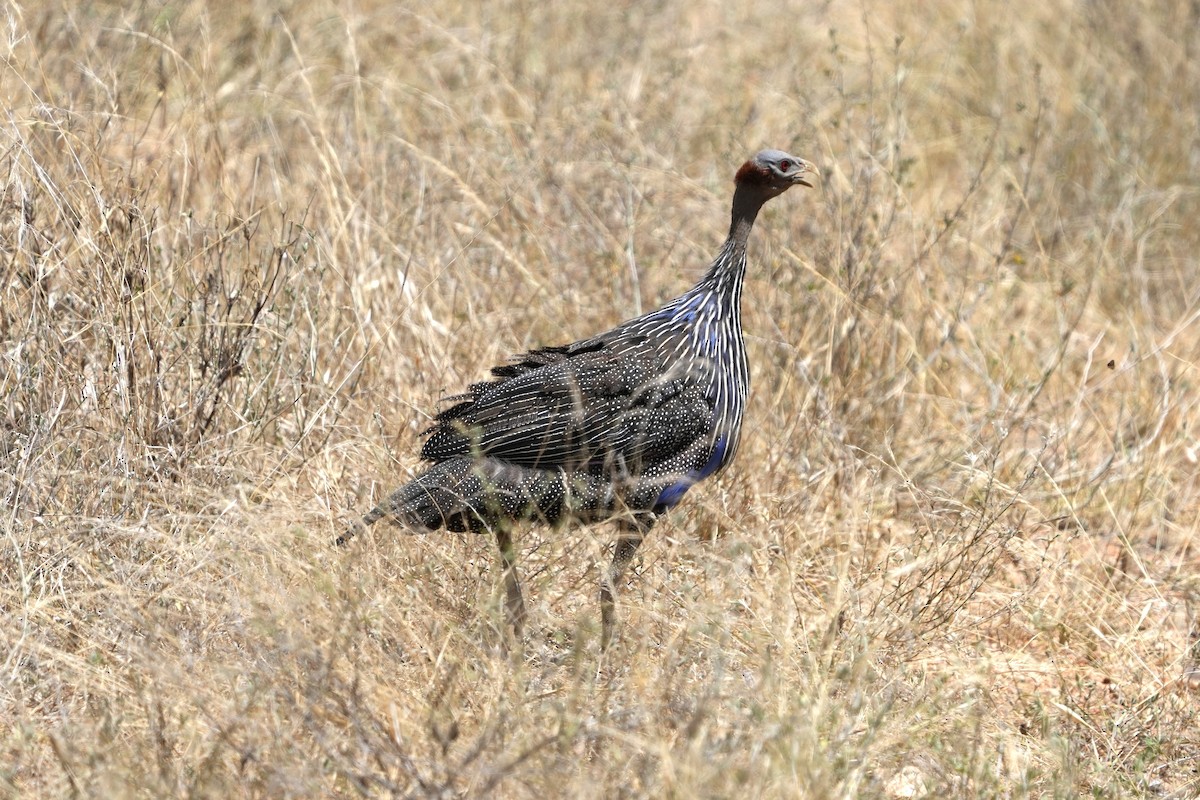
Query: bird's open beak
[{"left": 794, "top": 162, "right": 819, "bottom": 188}]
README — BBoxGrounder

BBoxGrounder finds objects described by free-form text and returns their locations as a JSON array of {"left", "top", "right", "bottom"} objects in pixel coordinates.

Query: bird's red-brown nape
[{"left": 734, "top": 160, "right": 772, "bottom": 185}]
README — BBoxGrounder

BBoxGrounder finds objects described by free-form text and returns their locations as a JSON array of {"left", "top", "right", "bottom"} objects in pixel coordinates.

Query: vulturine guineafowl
[{"left": 342, "top": 149, "right": 819, "bottom": 647}]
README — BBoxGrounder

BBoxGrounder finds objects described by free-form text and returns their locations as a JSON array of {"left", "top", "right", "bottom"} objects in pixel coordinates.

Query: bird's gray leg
[
  {"left": 600, "top": 514, "right": 654, "bottom": 649},
  {"left": 335, "top": 505, "right": 386, "bottom": 546},
  {"left": 494, "top": 525, "right": 527, "bottom": 639}
]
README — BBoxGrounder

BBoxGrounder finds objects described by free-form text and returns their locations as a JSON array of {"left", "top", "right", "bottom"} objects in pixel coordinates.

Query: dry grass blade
[{"left": 2, "top": 1, "right": 1199, "bottom": 798}]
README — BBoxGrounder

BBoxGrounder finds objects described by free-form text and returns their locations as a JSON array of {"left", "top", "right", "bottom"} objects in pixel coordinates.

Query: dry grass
[{"left": 2, "top": 0, "right": 1199, "bottom": 796}]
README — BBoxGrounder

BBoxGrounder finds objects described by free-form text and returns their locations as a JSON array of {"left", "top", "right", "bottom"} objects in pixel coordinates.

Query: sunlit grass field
[{"left": 2, "top": 0, "right": 1198, "bottom": 796}]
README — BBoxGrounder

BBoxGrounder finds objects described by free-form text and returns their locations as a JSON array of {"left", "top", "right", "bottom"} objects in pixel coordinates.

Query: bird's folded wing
[{"left": 420, "top": 342, "right": 714, "bottom": 471}]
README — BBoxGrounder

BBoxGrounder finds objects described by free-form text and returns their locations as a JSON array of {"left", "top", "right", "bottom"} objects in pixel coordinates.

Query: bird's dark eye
[{"left": 779, "top": 160, "right": 792, "bottom": 171}]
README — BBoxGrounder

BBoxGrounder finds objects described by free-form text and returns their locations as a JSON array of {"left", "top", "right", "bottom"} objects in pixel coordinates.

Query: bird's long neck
[
  {"left": 699, "top": 183, "right": 764, "bottom": 295},
  {"left": 729, "top": 183, "right": 765, "bottom": 245}
]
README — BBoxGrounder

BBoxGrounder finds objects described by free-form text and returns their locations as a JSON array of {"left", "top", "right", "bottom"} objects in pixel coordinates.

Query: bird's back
[{"left": 407, "top": 278, "right": 744, "bottom": 523}]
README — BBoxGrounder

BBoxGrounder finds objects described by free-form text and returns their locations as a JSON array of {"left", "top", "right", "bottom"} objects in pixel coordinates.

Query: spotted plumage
[{"left": 342, "top": 149, "right": 818, "bottom": 647}]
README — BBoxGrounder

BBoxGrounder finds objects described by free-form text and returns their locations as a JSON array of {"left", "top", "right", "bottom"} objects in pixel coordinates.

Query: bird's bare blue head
[
  {"left": 728, "top": 148, "right": 818, "bottom": 239},
  {"left": 735, "top": 149, "right": 819, "bottom": 197}
]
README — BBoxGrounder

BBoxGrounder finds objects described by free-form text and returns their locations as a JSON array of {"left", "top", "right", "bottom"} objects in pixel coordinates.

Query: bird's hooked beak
[{"left": 792, "top": 160, "right": 819, "bottom": 189}]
